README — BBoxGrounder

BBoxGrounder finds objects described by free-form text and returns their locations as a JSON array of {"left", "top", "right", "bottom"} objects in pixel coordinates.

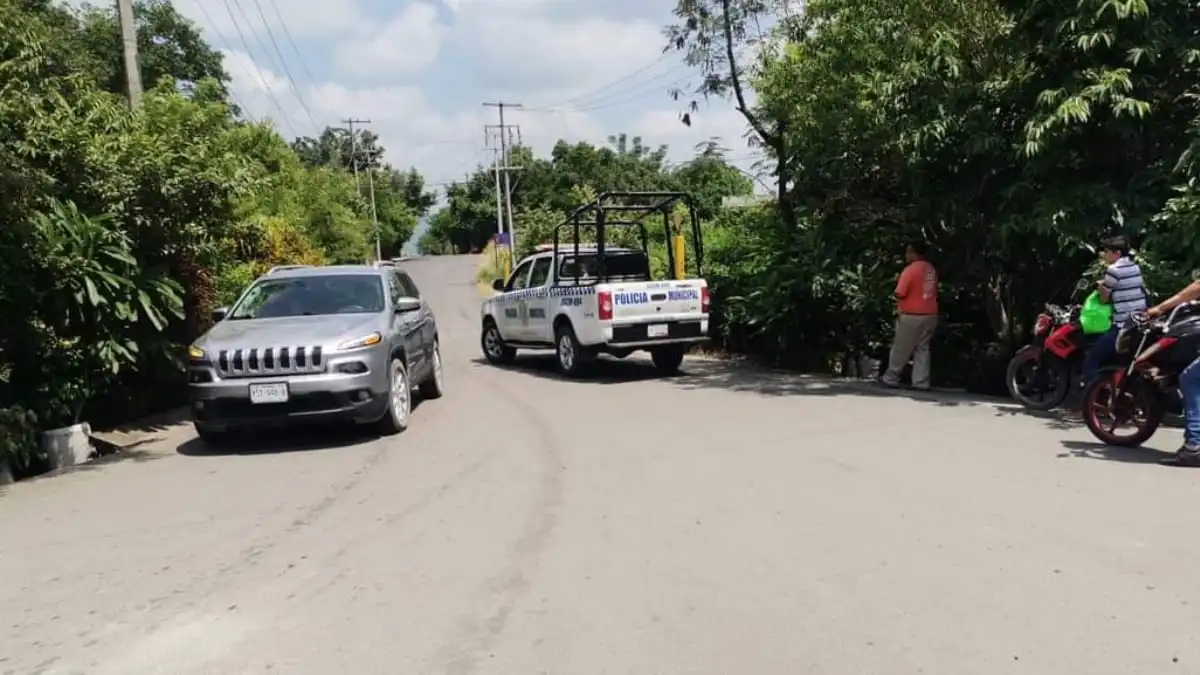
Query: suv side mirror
[
  {"left": 211, "top": 307, "right": 228, "bottom": 322},
  {"left": 394, "top": 297, "right": 421, "bottom": 313},
  {"left": 491, "top": 278, "right": 505, "bottom": 292}
]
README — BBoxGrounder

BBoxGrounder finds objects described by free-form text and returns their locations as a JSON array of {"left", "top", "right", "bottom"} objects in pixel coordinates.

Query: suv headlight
[
  {"left": 337, "top": 332, "right": 382, "bottom": 351},
  {"left": 187, "top": 345, "right": 206, "bottom": 359}
]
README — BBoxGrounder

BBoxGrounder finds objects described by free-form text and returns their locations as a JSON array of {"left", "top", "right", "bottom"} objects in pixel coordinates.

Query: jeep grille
[{"left": 216, "top": 346, "right": 326, "bottom": 378}]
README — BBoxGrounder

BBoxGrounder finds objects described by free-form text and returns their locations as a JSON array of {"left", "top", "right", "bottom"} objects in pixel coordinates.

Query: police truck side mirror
[{"left": 492, "top": 278, "right": 505, "bottom": 291}]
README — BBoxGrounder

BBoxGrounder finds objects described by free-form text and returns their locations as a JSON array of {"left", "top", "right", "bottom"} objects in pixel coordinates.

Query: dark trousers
[{"left": 1081, "top": 325, "right": 1120, "bottom": 385}]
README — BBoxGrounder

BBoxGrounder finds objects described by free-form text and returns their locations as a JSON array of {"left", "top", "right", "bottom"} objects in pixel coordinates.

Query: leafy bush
[
  {"left": 0, "top": 1, "right": 434, "bottom": 459},
  {"left": 0, "top": 406, "right": 39, "bottom": 474}
]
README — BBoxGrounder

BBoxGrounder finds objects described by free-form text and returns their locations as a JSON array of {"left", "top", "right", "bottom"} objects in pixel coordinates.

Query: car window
[
  {"left": 388, "top": 271, "right": 405, "bottom": 304},
  {"left": 397, "top": 272, "right": 420, "bottom": 298},
  {"left": 528, "top": 257, "right": 552, "bottom": 287},
  {"left": 229, "top": 274, "right": 385, "bottom": 319},
  {"left": 507, "top": 260, "right": 534, "bottom": 291}
]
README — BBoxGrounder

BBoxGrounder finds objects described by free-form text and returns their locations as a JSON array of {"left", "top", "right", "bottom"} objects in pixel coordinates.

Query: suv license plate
[
  {"left": 647, "top": 324, "right": 669, "bottom": 338},
  {"left": 249, "top": 383, "right": 289, "bottom": 404}
]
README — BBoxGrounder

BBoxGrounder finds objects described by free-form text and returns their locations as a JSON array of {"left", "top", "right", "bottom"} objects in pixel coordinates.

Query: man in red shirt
[{"left": 879, "top": 241, "right": 939, "bottom": 390}]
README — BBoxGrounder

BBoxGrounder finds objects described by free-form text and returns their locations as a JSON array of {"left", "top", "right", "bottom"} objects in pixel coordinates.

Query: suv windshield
[
  {"left": 558, "top": 251, "right": 650, "bottom": 282},
  {"left": 229, "top": 274, "right": 385, "bottom": 319}
]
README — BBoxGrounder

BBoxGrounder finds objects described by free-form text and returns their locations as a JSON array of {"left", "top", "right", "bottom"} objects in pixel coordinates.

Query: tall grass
[{"left": 476, "top": 240, "right": 510, "bottom": 285}]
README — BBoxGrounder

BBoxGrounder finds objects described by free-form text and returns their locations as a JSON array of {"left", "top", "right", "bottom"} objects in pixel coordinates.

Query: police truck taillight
[
  {"left": 700, "top": 286, "right": 710, "bottom": 314},
  {"left": 598, "top": 290, "right": 613, "bottom": 320}
]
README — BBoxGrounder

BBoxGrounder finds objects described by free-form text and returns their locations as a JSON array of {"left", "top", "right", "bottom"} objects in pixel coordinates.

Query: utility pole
[
  {"left": 483, "top": 102, "right": 522, "bottom": 263},
  {"left": 366, "top": 150, "right": 381, "bottom": 263},
  {"left": 116, "top": 0, "right": 142, "bottom": 106},
  {"left": 343, "top": 118, "right": 380, "bottom": 261},
  {"left": 486, "top": 139, "right": 504, "bottom": 272},
  {"left": 343, "top": 118, "right": 369, "bottom": 191}
]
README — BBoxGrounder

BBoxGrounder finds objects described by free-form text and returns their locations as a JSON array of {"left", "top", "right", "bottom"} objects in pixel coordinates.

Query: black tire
[
  {"left": 377, "top": 357, "right": 412, "bottom": 435},
  {"left": 1005, "top": 348, "right": 1070, "bottom": 411},
  {"left": 194, "top": 424, "right": 230, "bottom": 448},
  {"left": 419, "top": 340, "right": 445, "bottom": 399},
  {"left": 554, "top": 321, "right": 586, "bottom": 377},
  {"left": 1082, "top": 370, "right": 1165, "bottom": 448},
  {"left": 481, "top": 318, "right": 516, "bottom": 365},
  {"left": 651, "top": 344, "right": 686, "bottom": 375}
]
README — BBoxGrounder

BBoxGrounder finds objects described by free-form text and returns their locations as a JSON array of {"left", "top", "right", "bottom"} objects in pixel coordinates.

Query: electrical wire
[
  {"left": 526, "top": 52, "right": 673, "bottom": 111},
  {"left": 186, "top": 0, "right": 251, "bottom": 117},
  {"left": 219, "top": 0, "right": 299, "bottom": 137},
  {"left": 248, "top": 0, "right": 320, "bottom": 133}
]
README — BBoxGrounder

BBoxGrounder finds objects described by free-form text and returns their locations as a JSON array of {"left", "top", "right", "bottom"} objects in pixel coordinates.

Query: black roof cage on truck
[{"left": 551, "top": 191, "right": 703, "bottom": 286}]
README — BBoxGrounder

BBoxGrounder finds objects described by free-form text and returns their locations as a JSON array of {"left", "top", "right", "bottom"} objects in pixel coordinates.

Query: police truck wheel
[
  {"left": 554, "top": 323, "right": 586, "bottom": 377},
  {"left": 481, "top": 319, "right": 516, "bottom": 365},
  {"left": 651, "top": 345, "right": 686, "bottom": 375}
]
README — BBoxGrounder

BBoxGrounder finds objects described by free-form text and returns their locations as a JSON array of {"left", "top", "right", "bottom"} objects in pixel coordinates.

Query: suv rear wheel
[
  {"left": 378, "top": 357, "right": 411, "bottom": 435},
  {"left": 420, "top": 340, "right": 445, "bottom": 399}
]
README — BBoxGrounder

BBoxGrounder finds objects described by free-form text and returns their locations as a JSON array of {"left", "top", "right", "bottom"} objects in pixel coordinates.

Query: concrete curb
[{"left": 89, "top": 406, "right": 191, "bottom": 451}]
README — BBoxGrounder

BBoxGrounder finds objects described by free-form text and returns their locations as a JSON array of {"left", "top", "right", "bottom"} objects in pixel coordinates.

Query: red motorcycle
[
  {"left": 1081, "top": 303, "right": 1194, "bottom": 449},
  {"left": 1005, "top": 302, "right": 1101, "bottom": 410}
]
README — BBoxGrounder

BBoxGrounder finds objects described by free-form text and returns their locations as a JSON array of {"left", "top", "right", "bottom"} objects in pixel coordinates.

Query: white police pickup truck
[{"left": 480, "top": 245, "right": 709, "bottom": 376}]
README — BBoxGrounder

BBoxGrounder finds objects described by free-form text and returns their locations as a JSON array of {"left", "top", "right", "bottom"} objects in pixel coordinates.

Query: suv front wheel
[{"left": 378, "top": 357, "right": 411, "bottom": 435}]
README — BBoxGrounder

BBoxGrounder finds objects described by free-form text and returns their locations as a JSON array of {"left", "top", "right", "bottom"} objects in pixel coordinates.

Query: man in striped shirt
[{"left": 1081, "top": 235, "right": 1147, "bottom": 385}]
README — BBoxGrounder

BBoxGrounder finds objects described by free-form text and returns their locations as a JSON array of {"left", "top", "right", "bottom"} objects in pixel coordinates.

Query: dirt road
[{"left": 2, "top": 254, "right": 1199, "bottom": 675}]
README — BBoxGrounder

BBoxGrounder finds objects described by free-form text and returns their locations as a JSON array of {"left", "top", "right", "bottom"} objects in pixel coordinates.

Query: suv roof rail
[
  {"left": 373, "top": 260, "right": 396, "bottom": 268},
  {"left": 266, "top": 264, "right": 312, "bottom": 275}
]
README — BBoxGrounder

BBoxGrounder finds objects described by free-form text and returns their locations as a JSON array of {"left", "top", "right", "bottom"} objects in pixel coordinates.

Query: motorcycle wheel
[
  {"left": 1005, "top": 348, "right": 1070, "bottom": 411},
  {"left": 1082, "top": 370, "right": 1165, "bottom": 448}
]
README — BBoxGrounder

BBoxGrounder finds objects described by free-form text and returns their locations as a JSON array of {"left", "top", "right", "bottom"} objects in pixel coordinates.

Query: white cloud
[{"left": 333, "top": 2, "right": 444, "bottom": 76}]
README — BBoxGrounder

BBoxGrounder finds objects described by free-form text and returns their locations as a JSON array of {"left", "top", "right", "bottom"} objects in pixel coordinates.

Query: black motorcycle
[{"left": 1081, "top": 303, "right": 1200, "bottom": 448}]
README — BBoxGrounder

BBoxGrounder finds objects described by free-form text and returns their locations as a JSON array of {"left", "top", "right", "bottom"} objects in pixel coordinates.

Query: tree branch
[{"left": 720, "top": 0, "right": 773, "bottom": 145}]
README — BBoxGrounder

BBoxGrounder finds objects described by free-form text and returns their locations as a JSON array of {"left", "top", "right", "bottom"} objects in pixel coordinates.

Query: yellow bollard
[{"left": 671, "top": 233, "right": 686, "bottom": 279}]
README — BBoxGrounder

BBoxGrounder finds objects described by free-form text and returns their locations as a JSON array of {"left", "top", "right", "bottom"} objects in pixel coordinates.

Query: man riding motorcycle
[
  {"left": 1081, "top": 236, "right": 1147, "bottom": 386},
  {"left": 1145, "top": 279, "right": 1200, "bottom": 464}
]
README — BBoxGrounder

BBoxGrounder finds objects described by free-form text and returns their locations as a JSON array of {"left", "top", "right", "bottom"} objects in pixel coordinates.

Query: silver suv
[{"left": 186, "top": 264, "right": 443, "bottom": 445}]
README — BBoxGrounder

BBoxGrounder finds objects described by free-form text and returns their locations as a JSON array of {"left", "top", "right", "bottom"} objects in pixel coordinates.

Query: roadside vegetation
[
  {"left": 427, "top": 0, "right": 1200, "bottom": 394},
  {"left": 0, "top": 0, "right": 435, "bottom": 476}
]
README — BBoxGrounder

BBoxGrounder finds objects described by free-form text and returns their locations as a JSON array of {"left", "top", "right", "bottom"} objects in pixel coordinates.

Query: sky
[
  {"left": 175, "top": 0, "right": 763, "bottom": 183},
  {"left": 71, "top": 0, "right": 771, "bottom": 248}
]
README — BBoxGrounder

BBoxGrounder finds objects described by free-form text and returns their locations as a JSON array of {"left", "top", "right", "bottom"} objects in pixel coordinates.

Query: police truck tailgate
[{"left": 597, "top": 279, "right": 709, "bottom": 342}]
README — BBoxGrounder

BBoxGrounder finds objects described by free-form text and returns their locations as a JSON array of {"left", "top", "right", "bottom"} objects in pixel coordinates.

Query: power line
[
  {"left": 568, "top": 72, "right": 691, "bottom": 113},
  {"left": 185, "top": 0, "right": 251, "bottom": 116},
  {"left": 266, "top": 0, "right": 322, "bottom": 93},
  {"left": 218, "top": 0, "right": 297, "bottom": 137},
  {"left": 247, "top": 0, "right": 319, "bottom": 133},
  {"left": 527, "top": 53, "right": 672, "bottom": 111}
]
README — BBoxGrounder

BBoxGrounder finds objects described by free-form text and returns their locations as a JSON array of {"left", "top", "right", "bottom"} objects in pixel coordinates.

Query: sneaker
[{"left": 1160, "top": 445, "right": 1200, "bottom": 467}]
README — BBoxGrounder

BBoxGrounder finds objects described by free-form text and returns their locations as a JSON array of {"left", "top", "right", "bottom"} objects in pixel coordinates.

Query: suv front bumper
[{"left": 189, "top": 369, "right": 389, "bottom": 433}]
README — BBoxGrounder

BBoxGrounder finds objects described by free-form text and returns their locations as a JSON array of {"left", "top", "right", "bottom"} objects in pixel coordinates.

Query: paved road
[{"left": 3, "top": 254, "right": 1200, "bottom": 675}]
